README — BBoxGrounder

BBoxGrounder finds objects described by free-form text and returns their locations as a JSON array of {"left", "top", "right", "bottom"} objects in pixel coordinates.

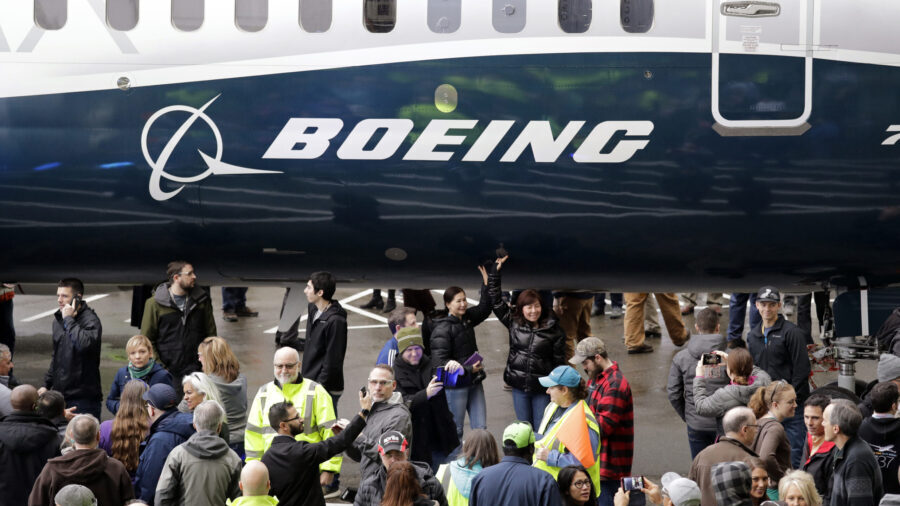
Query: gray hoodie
[
  {"left": 693, "top": 366, "right": 771, "bottom": 419},
  {"left": 209, "top": 373, "right": 248, "bottom": 444},
  {"left": 667, "top": 333, "right": 728, "bottom": 432},
  {"left": 154, "top": 430, "right": 242, "bottom": 506}
]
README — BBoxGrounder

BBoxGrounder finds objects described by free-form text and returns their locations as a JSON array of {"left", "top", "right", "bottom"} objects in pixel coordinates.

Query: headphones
[{"left": 377, "top": 436, "right": 409, "bottom": 455}]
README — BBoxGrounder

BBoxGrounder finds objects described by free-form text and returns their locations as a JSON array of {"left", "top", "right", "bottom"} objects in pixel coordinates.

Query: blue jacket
[
  {"left": 134, "top": 409, "right": 195, "bottom": 504},
  {"left": 106, "top": 362, "right": 172, "bottom": 414},
  {"left": 469, "top": 456, "right": 561, "bottom": 506},
  {"left": 376, "top": 337, "right": 398, "bottom": 367}
]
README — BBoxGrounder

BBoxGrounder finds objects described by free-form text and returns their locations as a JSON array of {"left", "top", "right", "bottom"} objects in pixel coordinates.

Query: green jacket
[{"left": 140, "top": 283, "right": 216, "bottom": 377}]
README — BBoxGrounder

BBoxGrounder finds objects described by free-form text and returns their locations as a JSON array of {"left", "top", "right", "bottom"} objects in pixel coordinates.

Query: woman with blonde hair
[
  {"left": 99, "top": 380, "right": 149, "bottom": 480},
  {"left": 198, "top": 336, "right": 248, "bottom": 457},
  {"left": 749, "top": 380, "right": 797, "bottom": 500},
  {"left": 778, "top": 470, "right": 822, "bottom": 506},
  {"left": 106, "top": 335, "right": 172, "bottom": 415}
]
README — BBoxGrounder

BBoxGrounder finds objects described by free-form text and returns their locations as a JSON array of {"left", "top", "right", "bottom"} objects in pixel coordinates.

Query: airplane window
[
  {"left": 559, "top": 0, "right": 591, "bottom": 33},
  {"left": 236, "top": 0, "right": 267, "bottom": 32},
  {"left": 364, "top": 0, "right": 395, "bottom": 33},
  {"left": 300, "top": 0, "right": 332, "bottom": 33},
  {"left": 492, "top": 0, "right": 525, "bottom": 34},
  {"left": 34, "top": 0, "right": 67, "bottom": 30},
  {"left": 172, "top": 0, "right": 203, "bottom": 31},
  {"left": 428, "top": 0, "right": 460, "bottom": 34},
  {"left": 621, "top": 0, "right": 653, "bottom": 33},
  {"left": 107, "top": 0, "right": 139, "bottom": 31}
]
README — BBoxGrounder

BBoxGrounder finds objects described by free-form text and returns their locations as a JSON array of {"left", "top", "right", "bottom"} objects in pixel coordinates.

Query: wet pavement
[{"left": 7, "top": 287, "right": 876, "bottom": 496}]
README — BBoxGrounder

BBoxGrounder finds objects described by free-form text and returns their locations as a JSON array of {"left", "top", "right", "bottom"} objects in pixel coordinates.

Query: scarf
[{"left": 128, "top": 358, "right": 156, "bottom": 380}]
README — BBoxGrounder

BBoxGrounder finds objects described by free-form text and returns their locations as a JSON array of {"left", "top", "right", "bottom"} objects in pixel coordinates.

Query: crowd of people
[{"left": 4, "top": 258, "right": 900, "bottom": 506}]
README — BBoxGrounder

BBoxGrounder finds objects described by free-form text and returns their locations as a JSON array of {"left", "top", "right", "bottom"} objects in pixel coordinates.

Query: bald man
[
  {"left": 0, "top": 385, "right": 63, "bottom": 505},
  {"left": 227, "top": 461, "right": 277, "bottom": 506}
]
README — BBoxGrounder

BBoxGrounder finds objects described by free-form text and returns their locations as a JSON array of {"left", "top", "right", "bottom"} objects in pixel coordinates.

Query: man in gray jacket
[
  {"left": 155, "top": 400, "right": 242, "bottom": 506},
  {"left": 668, "top": 308, "right": 728, "bottom": 459},
  {"left": 346, "top": 365, "right": 412, "bottom": 482}
]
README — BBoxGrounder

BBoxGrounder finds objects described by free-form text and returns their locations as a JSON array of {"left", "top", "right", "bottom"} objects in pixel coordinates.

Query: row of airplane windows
[{"left": 31, "top": 0, "right": 653, "bottom": 35}]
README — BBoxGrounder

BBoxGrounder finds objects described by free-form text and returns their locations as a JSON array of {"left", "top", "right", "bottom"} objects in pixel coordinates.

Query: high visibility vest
[
  {"left": 533, "top": 400, "right": 602, "bottom": 498},
  {"left": 244, "top": 378, "right": 341, "bottom": 473},
  {"left": 437, "top": 463, "right": 469, "bottom": 506}
]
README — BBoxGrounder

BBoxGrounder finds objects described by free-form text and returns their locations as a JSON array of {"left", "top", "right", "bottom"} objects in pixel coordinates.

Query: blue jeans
[
  {"left": 511, "top": 388, "right": 550, "bottom": 429},
  {"left": 445, "top": 383, "right": 487, "bottom": 438},
  {"left": 222, "top": 287, "right": 248, "bottom": 311},
  {"left": 687, "top": 426, "right": 717, "bottom": 460},
  {"left": 728, "top": 293, "right": 760, "bottom": 341},
  {"left": 782, "top": 409, "right": 807, "bottom": 469},
  {"left": 68, "top": 397, "right": 102, "bottom": 419},
  {"left": 599, "top": 479, "right": 646, "bottom": 506}
]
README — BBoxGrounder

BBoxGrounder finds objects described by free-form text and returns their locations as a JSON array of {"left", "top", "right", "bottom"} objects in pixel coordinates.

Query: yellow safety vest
[
  {"left": 244, "top": 378, "right": 341, "bottom": 473},
  {"left": 533, "top": 400, "right": 602, "bottom": 498},
  {"left": 437, "top": 462, "right": 470, "bottom": 506}
]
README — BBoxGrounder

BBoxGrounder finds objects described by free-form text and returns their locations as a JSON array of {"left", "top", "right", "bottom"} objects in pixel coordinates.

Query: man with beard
[
  {"left": 262, "top": 390, "right": 372, "bottom": 506},
  {"left": 245, "top": 348, "right": 342, "bottom": 489}
]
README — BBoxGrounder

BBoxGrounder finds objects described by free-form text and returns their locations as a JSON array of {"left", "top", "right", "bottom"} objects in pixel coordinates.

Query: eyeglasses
[
  {"left": 572, "top": 480, "right": 592, "bottom": 489},
  {"left": 368, "top": 379, "right": 392, "bottom": 386},
  {"left": 284, "top": 415, "right": 300, "bottom": 423},
  {"left": 178, "top": 271, "right": 196, "bottom": 277},
  {"left": 274, "top": 362, "right": 299, "bottom": 370}
]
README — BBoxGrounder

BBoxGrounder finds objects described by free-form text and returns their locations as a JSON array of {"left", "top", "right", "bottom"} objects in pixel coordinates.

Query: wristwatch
[{"left": 360, "top": 409, "right": 371, "bottom": 417}]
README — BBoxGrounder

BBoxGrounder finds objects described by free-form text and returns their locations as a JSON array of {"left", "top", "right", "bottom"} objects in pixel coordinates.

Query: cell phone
[
  {"left": 72, "top": 294, "right": 83, "bottom": 312},
  {"left": 435, "top": 366, "right": 446, "bottom": 383},
  {"left": 620, "top": 475, "right": 645, "bottom": 492},
  {"left": 702, "top": 353, "right": 721, "bottom": 366},
  {"left": 360, "top": 386, "right": 368, "bottom": 397},
  {"left": 464, "top": 352, "right": 484, "bottom": 366}
]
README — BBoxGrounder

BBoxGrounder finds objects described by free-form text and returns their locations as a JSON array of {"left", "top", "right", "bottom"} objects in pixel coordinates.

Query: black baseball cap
[{"left": 756, "top": 286, "right": 781, "bottom": 302}]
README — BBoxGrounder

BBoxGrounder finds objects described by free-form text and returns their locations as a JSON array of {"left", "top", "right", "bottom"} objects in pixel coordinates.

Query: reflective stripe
[
  {"left": 317, "top": 419, "right": 336, "bottom": 431},
  {"left": 246, "top": 422, "right": 273, "bottom": 434},
  {"left": 439, "top": 464, "right": 452, "bottom": 489},
  {"left": 246, "top": 449, "right": 261, "bottom": 459},
  {"left": 302, "top": 379, "right": 319, "bottom": 435}
]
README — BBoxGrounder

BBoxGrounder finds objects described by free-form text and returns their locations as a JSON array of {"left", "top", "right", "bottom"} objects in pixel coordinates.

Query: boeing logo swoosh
[{"left": 141, "top": 94, "right": 281, "bottom": 201}]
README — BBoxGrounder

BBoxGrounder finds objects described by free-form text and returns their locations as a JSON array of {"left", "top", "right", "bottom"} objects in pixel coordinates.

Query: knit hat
[
  {"left": 661, "top": 472, "right": 702, "bottom": 506},
  {"left": 502, "top": 421, "right": 535, "bottom": 449},
  {"left": 143, "top": 383, "right": 178, "bottom": 410},
  {"left": 878, "top": 353, "right": 900, "bottom": 382},
  {"left": 570, "top": 337, "right": 607, "bottom": 365},
  {"left": 55, "top": 484, "right": 97, "bottom": 506},
  {"left": 395, "top": 327, "right": 424, "bottom": 354}
]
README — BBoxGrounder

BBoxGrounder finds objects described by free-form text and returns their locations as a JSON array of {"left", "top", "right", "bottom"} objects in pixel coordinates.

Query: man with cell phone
[{"left": 39, "top": 278, "right": 102, "bottom": 418}]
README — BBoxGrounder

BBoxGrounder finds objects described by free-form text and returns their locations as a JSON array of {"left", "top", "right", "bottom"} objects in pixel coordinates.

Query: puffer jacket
[
  {"left": 45, "top": 304, "right": 103, "bottom": 402},
  {"left": 692, "top": 366, "right": 772, "bottom": 420},
  {"left": 667, "top": 333, "right": 728, "bottom": 432},
  {"left": 27, "top": 448, "right": 134, "bottom": 506},
  {"left": 345, "top": 391, "right": 412, "bottom": 482},
  {"left": 354, "top": 459, "right": 448, "bottom": 506},
  {"left": 0, "top": 412, "right": 62, "bottom": 506},
  {"left": 394, "top": 355, "right": 460, "bottom": 465},
  {"left": 155, "top": 430, "right": 242, "bottom": 506},
  {"left": 134, "top": 409, "right": 196, "bottom": 504},
  {"left": 430, "top": 284, "right": 492, "bottom": 387},
  {"left": 140, "top": 283, "right": 217, "bottom": 378},
  {"left": 487, "top": 272, "right": 566, "bottom": 393}
]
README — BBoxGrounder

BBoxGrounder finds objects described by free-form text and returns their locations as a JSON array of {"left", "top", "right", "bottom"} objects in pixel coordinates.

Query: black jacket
[
  {"left": 0, "top": 412, "right": 62, "bottom": 506},
  {"left": 140, "top": 284, "right": 217, "bottom": 378},
  {"left": 393, "top": 354, "right": 460, "bottom": 465},
  {"left": 747, "top": 315, "right": 811, "bottom": 403},
  {"left": 801, "top": 436, "right": 835, "bottom": 503},
  {"left": 354, "top": 460, "right": 448, "bottom": 506},
  {"left": 430, "top": 284, "right": 492, "bottom": 387},
  {"left": 302, "top": 301, "right": 348, "bottom": 394},
  {"left": 859, "top": 416, "right": 900, "bottom": 495},
  {"left": 487, "top": 273, "right": 566, "bottom": 392},
  {"left": 830, "top": 435, "right": 884, "bottom": 506},
  {"left": 262, "top": 414, "right": 366, "bottom": 506},
  {"left": 45, "top": 305, "right": 103, "bottom": 401}
]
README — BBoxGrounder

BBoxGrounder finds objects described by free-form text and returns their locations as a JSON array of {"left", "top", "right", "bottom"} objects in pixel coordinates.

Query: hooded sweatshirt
[
  {"left": 0, "top": 412, "right": 63, "bottom": 506},
  {"left": 693, "top": 366, "right": 772, "bottom": 423},
  {"left": 859, "top": 415, "right": 900, "bottom": 494},
  {"left": 667, "top": 333, "right": 728, "bottom": 432},
  {"left": 438, "top": 457, "right": 483, "bottom": 505},
  {"left": 345, "top": 391, "right": 412, "bottom": 482},
  {"left": 28, "top": 448, "right": 134, "bottom": 506},
  {"left": 140, "top": 283, "right": 217, "bottom": 378},
  {"left": 209, "top": 373, "right": 248, "bottom": 444},
  {"left": 155, "top": 429, "right": 242, "bottom": 506}
]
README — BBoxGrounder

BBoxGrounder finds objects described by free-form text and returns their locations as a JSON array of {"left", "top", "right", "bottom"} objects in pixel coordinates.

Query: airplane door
[{"left": 712, "top": 0, "right": 813, "bottom": 135}]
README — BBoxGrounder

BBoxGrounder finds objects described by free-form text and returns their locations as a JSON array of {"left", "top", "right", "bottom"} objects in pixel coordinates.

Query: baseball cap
[
  {"left": 539, "top": 365, "right": 582, "bottom": 388},
  {"left": 502, "top": 421, "right": 535, "bottom": 449},
  {"left": 756, "top": 286, "right": 781, "bottom": 303},
  {"left": 378, "top": 430, "right": 408, "bottom": 454},
  {"left": 395, "top": 327, "right": 424, "bottom": 354},
  {"left": 143, "top": 383, "right": 177, "bottom": 410},
  {"left": 54, "top": 484, "right": 97, "bottom": 506},
  {"left": 661, "top": 472, "right": 701, "bottom": 506},
  {"left": 570, "top": 337, "right": 607, "bottom": 365}
]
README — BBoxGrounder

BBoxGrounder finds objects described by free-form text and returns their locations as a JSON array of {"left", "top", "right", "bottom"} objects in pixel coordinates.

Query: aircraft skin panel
[{"left": 1, "top": 51, "right": 899, "bottom": 289}]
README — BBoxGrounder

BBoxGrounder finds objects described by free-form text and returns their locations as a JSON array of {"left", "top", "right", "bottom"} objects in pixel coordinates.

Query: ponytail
[{"left": 748, "top": 386, "right": 770, "bottom": 419}]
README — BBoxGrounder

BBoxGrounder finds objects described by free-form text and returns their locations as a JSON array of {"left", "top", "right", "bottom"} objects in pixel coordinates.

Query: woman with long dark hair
[
  {"left": 100, "top": 380, "right": 149, "bottom": 481},
  {"left": 381, "top": 461, "right": 434, "bottom": 506},
  {"left": 436, "top": 429, "right": 500, "bottom": 506},
  {"left": 198, "top": 336, "right": 248, "bottom": 457},
  {"left": 430, "top": 265, "right": 493, "bottom": 438},
  {"left": 487, "top": 255, "right": 566, "bottom": 428},
  {"left": 558, "top": 465, "right": 596, "bottom": 506}
]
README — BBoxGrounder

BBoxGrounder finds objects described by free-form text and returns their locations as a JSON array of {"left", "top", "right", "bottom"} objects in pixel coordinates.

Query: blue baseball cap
[{"left": 539, "top": 365, "right": 582, "bottom": 388}]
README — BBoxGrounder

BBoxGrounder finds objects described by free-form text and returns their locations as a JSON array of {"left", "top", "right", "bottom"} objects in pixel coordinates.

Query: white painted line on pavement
[
  {"left": 264, "top": 288, "right": 375, "bottom": 333},
  {"left": 21, "top": 293, "right": 110, "bottom": 322}
]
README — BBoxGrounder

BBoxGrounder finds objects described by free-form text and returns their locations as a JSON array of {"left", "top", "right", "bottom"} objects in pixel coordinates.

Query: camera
[{"left": 701, "top": 353, "right": 722, "bottom": 366}]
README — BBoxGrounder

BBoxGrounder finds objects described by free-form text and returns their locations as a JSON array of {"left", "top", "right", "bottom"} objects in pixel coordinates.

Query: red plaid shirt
[{"left": 586, "top": 361, "right": 634, "bottom": 479}]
